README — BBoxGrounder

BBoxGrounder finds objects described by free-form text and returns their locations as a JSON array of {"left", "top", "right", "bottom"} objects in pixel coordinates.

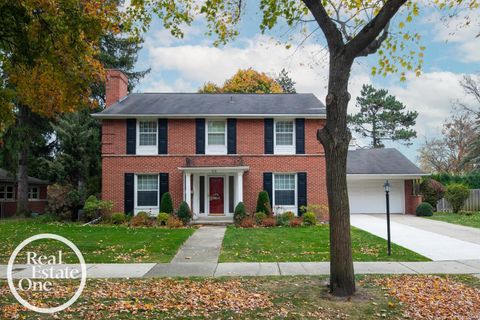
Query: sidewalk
[
  {"left": 2, "top": 260, "right": 480, "bottom": 279},
  {"left": 171, "top": 226, "right": 226, "bottom": 263}
]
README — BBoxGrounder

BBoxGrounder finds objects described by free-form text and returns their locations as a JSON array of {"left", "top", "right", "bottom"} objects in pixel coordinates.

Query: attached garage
[{"left": 347, "top": 148, "right": 427, "bottom": 215}]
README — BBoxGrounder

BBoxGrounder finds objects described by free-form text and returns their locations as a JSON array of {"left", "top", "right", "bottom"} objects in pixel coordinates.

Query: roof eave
[{"left": 92, "top": 113, "right": 327, "bottom": 119}]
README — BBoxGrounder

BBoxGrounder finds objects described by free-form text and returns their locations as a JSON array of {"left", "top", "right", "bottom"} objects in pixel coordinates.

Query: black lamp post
[{"left": 384, "top": 180, "right": 391, "bottom": 256}]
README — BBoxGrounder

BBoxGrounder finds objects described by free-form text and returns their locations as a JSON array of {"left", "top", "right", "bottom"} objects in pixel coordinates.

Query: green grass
[
  {"left": 426, "top": 212, "right": 480, "bottom": 228},
  {"left": 0, "top": 218, "right": 195, "bottom": 263},
  {"left": 219, "top": 225, "right": 428, "bottom": 262}
]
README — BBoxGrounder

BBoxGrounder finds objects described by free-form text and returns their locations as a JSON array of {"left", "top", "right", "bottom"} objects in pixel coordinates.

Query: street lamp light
[{"left": 384, "top": 180, "right": 392, "bottom": 256}]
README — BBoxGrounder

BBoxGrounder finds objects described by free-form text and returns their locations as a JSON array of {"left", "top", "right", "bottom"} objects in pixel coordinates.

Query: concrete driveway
[{"left": 350, "top": 214, "right": 480, "bottom": 261}]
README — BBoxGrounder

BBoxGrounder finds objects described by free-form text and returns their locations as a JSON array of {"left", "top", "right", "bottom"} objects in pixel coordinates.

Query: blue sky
[{"left": 133, "top": 4, "right": 480, "bottom": 164}]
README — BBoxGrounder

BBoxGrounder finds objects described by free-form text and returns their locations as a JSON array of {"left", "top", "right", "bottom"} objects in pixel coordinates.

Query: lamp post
[{"left": 384, "top": 180, "right": 391, "bottom": 256}]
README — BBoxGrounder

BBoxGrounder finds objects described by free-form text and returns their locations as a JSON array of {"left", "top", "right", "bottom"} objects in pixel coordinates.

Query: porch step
[{"left": 192, "top": 216, "right": 234, "bottom": 226}]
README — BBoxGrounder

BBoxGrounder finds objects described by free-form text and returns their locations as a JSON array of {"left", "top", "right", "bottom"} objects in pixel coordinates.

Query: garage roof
[
  {"left": 93, "top": 93, "right": 326, "bottom": 118},
  {"left": 0, "top": 168, "right": 49, "bottom": 184},
  {"left": 347, "top": 148, "right": 425, "bottom": 175}
]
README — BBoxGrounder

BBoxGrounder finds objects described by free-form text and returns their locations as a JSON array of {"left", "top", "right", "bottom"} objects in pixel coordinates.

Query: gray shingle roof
[
  {"left": 93, "top": 93, "right": 326, "bottom": 118},
  {"left": 0, "top": 168, "right": 49, "bottom": 184},
  {"left": 347, "top": 148, "right": 425, "bottom": 175}
]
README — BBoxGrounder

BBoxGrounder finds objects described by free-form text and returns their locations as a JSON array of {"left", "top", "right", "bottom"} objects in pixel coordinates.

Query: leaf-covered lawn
[
  {"left": 0, "top": 218, "right": 195, "bottom": 263},
  {"left": 426, "top": 212, "right": 480, "bottom": 228},
  {"left": 219, "top": 225, "right": 428, "bottom": 262}
]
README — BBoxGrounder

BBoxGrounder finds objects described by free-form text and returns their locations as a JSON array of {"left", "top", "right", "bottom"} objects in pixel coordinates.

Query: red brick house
[
  {"left": 93, "top": 70, "right": 425, "bottom": 219},
  {"left": 0, "top": 168, "right": 48, "bottom": 218}
]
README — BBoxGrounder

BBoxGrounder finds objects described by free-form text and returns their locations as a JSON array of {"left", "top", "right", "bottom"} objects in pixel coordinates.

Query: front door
[{"left": 209, "top": 177, "right": 224, "bottom": 214}]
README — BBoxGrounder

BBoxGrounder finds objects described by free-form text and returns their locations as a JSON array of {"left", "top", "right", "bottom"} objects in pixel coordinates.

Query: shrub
[
  {"left": 130, "top": 211, "right": 151, "bottom": 227},
  {"left": 157, "top": 212, "right": 170, "bottom": 226},
  {"left": 420, "top": 179, "right": 445, "bottom": 209},
  {"left": 254, "top": 212, "right": 267, "bottom": 225},
  {"left": 83, "top": 195, "right": 113, "bottom": 221},
  {"left": 160, "top": 192, "right": 174, "bottom": 214},
  {"left": 233, "top": 202, "right": 247, "bottom": 226},
  {"left": 166, "top": 216, "right": 183, "bottom": 228},
  {"left": 303, "top": 212, "right": 317, "bottom": 225},
  {"left": 300, "top": 204, "right": 329, "bottom": 223},
  {"left": 177, "top": 201, "right": 192, "bottom": 225},
  {"left": 276, "top": 211, "right": 295, "bottom": 226},
  {"left": 111, "top": 212, "right": 126, "bottom": 224},
  {"left": 289, "top": 217, "right": 303, "bottom": 227},
  {"left": 445, "top": 183, "right": 470, "bottom": 213},
  {"left": 256, "top": 191, "right": 272, "bottom": 215},
  {"left": 261, "top": 217, "right": 276, "bottom": 227},
  {"left": 240, "top": 217, "right": 255, "bottom": 228},
  {"left": 46, "top": 183, "right": 78, "bottom": 221},
  {"left": 416, "top": 202, "right": 433, "bottom": 217}
]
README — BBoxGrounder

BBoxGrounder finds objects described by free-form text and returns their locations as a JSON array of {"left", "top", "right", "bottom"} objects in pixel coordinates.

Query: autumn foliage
[{"left": 199, "top": 68, "right": 283, "bottom": 93}]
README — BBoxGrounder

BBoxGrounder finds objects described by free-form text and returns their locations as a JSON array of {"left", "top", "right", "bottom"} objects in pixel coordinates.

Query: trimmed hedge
[
  {"left": 255, "top": 191, "right": 271, "bottom": 214},
  {"left": 431, "top": 172, "right": 480, "bottom": 189},
  {"left": 177, "top": 201, "right": 192, "bottom": 225},
  {"left": 416, "top": 202, "right": 433, "bottom": 217},
  {"left": 234, "top": 202, "right": 247, "bottom": 226},
  {"left": 160, "top": 192, "right": 174, "bottom": 214}
]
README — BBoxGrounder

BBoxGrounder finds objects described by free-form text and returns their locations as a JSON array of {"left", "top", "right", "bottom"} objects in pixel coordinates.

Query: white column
[
  {"left": 185, "top": 172, "right": 192, "bottom": 209},
  {"left": 192, "top": 174, "right": 200, "bottom": 215},
  {"left": 236, "top": 171, "right": 243, "bottom": 204}
]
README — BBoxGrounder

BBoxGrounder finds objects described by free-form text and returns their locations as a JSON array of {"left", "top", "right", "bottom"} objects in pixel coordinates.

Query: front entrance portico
[{"left": 179, "top": 166, "right": 249, "bottom": 217}]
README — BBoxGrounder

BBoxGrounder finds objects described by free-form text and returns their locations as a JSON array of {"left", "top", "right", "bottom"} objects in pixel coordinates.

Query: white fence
[{"left": 437, "top": 189, "right": 480, "bottom": 212}]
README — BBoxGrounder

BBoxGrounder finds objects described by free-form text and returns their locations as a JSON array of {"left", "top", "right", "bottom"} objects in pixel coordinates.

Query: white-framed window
[
  {"left": 206, "top": 120, "right": 227, "bottom": 154},
  {"left": 136, "top": 174, "right": 158, "bottom": 207},
  {"left": 0, "top": 185, "right": 14, "bottom": 199},
  {"left": 274, "top": 120, "right": 295, "bottom": 154},
  {"left": 273, "top": 174, "right": 296, "bottom": 207},
  {"left": 28, "top": 187, "right": 39, "bottom": 200},
  {"left": 137, "top": 120, "right": 157, "bottom": 155}
]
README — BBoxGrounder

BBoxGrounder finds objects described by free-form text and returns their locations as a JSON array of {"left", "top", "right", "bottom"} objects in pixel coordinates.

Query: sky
[{"left": 132, "top": 3, "right": 480, "bottom": 164}]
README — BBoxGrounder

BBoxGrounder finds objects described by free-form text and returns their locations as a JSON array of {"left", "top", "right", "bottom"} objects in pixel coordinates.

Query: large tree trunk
[
  {"left": 318, "top": 55, "right": 355, "bottom": 296},
  {"left": 16, "top": 105, "right": 30, "bottom": 215}
]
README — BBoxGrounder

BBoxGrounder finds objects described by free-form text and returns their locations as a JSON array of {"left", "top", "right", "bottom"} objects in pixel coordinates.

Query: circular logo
[{"left": 7, "top": 233, "right": 87, "bottom": 314}]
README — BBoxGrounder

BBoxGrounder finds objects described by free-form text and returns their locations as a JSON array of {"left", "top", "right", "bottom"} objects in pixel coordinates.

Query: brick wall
[
  {"left": 404, "top": 180, "right": 422, "bottom": 215},
  {"left": 101, "top": 118, "right": 327, "bottom": 213},
  {"left": 0, "top": 184, "right": 48, "bottom": 217}
]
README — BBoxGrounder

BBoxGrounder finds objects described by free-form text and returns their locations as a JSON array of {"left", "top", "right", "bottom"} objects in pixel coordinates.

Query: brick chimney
[{"left": 105, "top": 69, "right": 128, "bottom": 107}]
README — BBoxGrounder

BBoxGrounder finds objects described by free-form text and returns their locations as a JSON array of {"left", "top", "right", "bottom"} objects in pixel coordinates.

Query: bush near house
[
  {"left": 261, "top": 217, "right": 276, "bottom": 227},
  {"left": 300, "top": 204, "right": 329, "bottom": 223},
  {"left": 234, "top": 202, "right": 247, "bottom": 226},
  {"left": 160, "top": 192, "right": 174, "bottom": 214},
  {"left": 303, "top": 212, "right": 317, "bottom": 225},
  {"left": 166, "top": 216, "right": 184, "bottom": 228},
  {"left": 130, "top": 211, "right": 152, "bottom": 227},
  {"left": 177, "top": 201, "right": 192, "bottom": 225},
  {"left": 240, "top": 217, "right": 255, "bottom": 228},
  {"left": 256, "top": 191, "right": 272, "bottom": 215},
  {"left": 276, "top": 211, "right": 295, "bottom": 226},
  {"left": 416, "top": 202, "right": 434, "bottom": 217},
  {"left": 289, "top": 217, "right": 303, "bottom": 227},
  {"left": 111, "top": 212, "right": 127, "bottom": 224},
  {"left": 46, "top": 183, "right": 78, "bottom": 221},
  {"left": 83, "top": 195, "right": 113, "bottom": 221},
  {"left": 419, "top": 178, "right": 445, "bottom": 209},
  {"left": 445, "top": 183, "right": 470, "bottom": 213},
  {"left": 157, "top": 212, "right": 170, "bottom": 225},
  {"left": 254, "top": 212, "right": 267, "bottom": 224}
]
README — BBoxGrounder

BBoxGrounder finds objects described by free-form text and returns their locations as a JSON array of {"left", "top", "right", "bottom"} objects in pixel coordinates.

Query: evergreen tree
[
  {"left": 348, "top": 84, "right": 418, "bottom": 148},
  {"left": 276, "top": 69, "right": 297, "bottom": 93}
]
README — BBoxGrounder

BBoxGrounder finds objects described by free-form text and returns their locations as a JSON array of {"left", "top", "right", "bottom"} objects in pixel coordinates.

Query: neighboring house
[
  {"left": 0, "top": 168, "right": 49, "bottom": 218},
  {"left": 93, "top": 70, "right": 425, "bottom": 218}
]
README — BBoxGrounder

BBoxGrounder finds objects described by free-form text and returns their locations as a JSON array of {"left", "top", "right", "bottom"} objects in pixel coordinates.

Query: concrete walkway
[
  {"left": 171, "top": 226, "right": 226, "bottom": 263},
  {"left": 2, "top": 260, "right": 480, "bottom": 279},
  {"left": 351, "top": 214, "right": 480, "bottom": 261}
]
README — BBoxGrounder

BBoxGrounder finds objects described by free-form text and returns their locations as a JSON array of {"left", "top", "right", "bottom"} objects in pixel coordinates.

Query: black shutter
[
  {"left": 158, "top": 119, "right": 168, "bottom": 154},
  {"left": 196, "top": 118, "right": 205, "bottom": 154},
  {"left": 227, "top": 118, "right": 237, "bottom": 154},
  {"left": 295, "top": 118, "right": 305, "bottom": 154},
  {"left": 124, "top": 173, "right": 134, "bottom": 215},
  {"left": 126, "top": 119, "right": 136, "bottom": 154},
  {"left": 297, "top": 172, "right": 307, "bottom": 216},
  {"left": 159, "top": 173, "right": 169, "bottom": 202},
  {"left": 264, "top": 118, "right": 274, "bottom": 154},
  {"left": 263, "top": 172, "right": 273, "bottom": 205}
]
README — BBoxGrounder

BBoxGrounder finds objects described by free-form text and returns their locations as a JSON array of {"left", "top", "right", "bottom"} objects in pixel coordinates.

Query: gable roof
[
  {"left": 0, "top": 168, "right": 49, "bottom": 185},
  {"left": 347, "top": 148, "right": 425, "bottom": 175},
  {"left": 93, "top": 93, "right": 326, "bottom": 118}
]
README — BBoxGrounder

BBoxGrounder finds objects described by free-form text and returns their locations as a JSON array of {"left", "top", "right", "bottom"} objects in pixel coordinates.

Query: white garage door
[{"left": 348, "top": 180, "right": 405, "bottom": 214}]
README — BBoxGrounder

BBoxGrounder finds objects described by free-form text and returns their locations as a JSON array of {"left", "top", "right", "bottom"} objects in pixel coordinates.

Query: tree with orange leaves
[{"left": 199, "top": 68, "right": 283, "bottom": 93}]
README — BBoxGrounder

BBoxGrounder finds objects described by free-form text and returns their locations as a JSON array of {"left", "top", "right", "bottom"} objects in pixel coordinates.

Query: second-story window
[
  {"left": 274, "top": 120, "right": 295, "bottom": 154},
  {"left": 206, "top": 120, "right": 227, "bottom": 154},
  {"left": 139, "top": 120, "right": 157, "bottom": 146}
]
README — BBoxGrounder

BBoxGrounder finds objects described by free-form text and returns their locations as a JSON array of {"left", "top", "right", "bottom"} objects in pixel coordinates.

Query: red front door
[{"left": 209, "top": 177, "right": 224, "bottom": 214}]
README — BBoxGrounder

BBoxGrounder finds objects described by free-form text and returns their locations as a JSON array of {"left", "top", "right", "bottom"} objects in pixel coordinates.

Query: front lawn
[
  {"left": 426, "top": 212, "right": 480, "bottom": 228},
  {"left": 220, "top": 225, "right": 428, "bottom": 262},
  {"left": 0, "top": 218, "right": 195, "bottom": 263}
]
